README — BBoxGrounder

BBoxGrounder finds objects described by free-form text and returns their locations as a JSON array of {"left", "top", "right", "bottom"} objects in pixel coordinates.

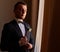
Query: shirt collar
[{"left": 15, "top": 18, "right": 24, "bottom": 23}]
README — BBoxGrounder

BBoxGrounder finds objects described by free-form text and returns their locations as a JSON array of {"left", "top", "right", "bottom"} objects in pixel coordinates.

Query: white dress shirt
[
  {"left": 16, "top": 19, "right": 26, "bottom": 36},
  {"left": 18, "top": 23, "right": 25, "bottom": 36}
]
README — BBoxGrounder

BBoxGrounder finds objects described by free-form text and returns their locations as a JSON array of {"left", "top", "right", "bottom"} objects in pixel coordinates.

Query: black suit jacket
[{"left": 1, "top": 20, "right": 34, "bottom": 52}]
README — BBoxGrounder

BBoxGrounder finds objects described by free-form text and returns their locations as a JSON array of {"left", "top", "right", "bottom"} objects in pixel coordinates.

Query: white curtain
[{"left": 34, "top": 0, "right": 45, "bottom": 52}]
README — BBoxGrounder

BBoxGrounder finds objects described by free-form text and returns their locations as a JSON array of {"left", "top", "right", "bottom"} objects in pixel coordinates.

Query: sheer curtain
[{"left": 34, "top": 0, "right": 45, "bottom": 52}]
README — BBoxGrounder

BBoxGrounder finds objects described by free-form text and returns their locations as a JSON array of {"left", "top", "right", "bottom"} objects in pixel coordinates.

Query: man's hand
[
  {"left": 18, "top": 36, "right": 28, "bottom": 46},
  {"left": 26, "top": 43, "right": 33, "bottom": 49},
  {"left": 19, "top": 36, "right": 33, "bottom": 49}
]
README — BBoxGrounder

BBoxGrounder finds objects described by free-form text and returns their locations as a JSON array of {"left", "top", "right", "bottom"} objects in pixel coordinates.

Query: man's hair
[{"left": 14, "top": 1, "right": 27, "bottom": 10}]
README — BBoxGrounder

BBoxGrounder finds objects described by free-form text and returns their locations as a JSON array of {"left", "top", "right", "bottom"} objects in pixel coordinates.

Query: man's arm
[
  {"left": 1, "top": 24, "right": 9, "bottom": 51},
  {"left": 25, "top": 23, "right": 34, "bottom": 50},
  {"left": 25, "top": 34, "right": 34, "bottom": 49}
]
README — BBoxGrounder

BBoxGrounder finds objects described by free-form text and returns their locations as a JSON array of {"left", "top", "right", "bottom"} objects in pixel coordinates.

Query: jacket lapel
[
  {"left": 12, "top": 20, "right": 23, "bottom": 37},
  {"left": 24, "top": 22, "right": 31, "bottom": 38},
  {"left": 24, "top": 22, "right": 31, "bottom": 41},
  {"left": 23, "top": 22, "right": 29, "bottom": 36},
  {"left": 11, "top": 20, "right": 30, "bottom": 38}
]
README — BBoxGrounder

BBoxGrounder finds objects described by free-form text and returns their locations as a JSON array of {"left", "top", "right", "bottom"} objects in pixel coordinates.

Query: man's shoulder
[
  {"left": 6, "top": 20, "right": 16, "bottom": 24},
  {"left": 4, "top": 20, "right": 16, "bottom": 26}
]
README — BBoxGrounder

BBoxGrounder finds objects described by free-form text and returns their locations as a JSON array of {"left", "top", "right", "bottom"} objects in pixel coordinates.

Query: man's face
[{"left": 14, "top": 4, "right": 27, "bottom": 20}]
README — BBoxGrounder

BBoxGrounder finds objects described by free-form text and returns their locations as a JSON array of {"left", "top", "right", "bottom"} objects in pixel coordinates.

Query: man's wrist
[{"left": 27, "top": 43, "right": 33, "bottom": 49}]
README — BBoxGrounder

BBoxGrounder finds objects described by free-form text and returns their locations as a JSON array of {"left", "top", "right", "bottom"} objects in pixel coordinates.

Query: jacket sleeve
[
  {"left": 1, "top": 24, "right": 10, "bottom": 51},
  {"left": 26, "top": 23, "right": 35, "bottom": 49},
  {"left": 29, "top": 32, "right": 34, "bottom": 49}
]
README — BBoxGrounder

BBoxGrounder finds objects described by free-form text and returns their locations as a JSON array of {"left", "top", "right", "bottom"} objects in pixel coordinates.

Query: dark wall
[
  {"left": 41, "top": 0, "right": 54, "bottom": 52},
  {"left": 48, "top": 0, "right": 60, "bottom": 52},
  {"left": 41, "top": 0, "right": 60, "bottom": 52}
]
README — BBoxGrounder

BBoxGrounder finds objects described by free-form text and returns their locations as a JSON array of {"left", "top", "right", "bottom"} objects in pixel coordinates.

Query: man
[{"left": 1, "top": 1, "right": 34, "bottom": 52}]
